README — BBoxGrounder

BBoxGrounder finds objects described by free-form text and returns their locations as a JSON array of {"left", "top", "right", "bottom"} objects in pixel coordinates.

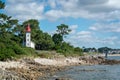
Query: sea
[{"left": 46, "top": 56, "right": 120, "bottom": 80}]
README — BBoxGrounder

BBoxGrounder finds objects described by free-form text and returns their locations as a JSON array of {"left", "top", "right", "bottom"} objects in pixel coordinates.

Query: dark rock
[
  {"left": 101, "top": 59, "right": 120, "bottom": 65},
  {"left": 55, "top": 77, "right": 72, "bottom": 80}
]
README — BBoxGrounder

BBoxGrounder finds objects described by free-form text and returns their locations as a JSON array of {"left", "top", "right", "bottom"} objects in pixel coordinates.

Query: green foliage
[
  {"left": 12, "top": 43, "right": 25, "bottom": 55},
  {"left": 74, "top": 47, "right": 83, "bottom": 56},
  {"left": 0, "top": 48, "right": 16, "bottom": 61},
  {"left": 98, "top": 47, "right": 111, "bottom": 53},
  {"left": 35, "top": 31, "right": 55, "bottom": 50},
  {"left": 11, "top": 35, "right": 21, "bottom": 45},
  {"left": 37, "top": 52, "right": 53, "bottom": 58},
  {"left": 0, "top": 42, "right": 6, "bottom": 49},
  {"left": 52, "top": 34, "right": 63, "bottom": 45},
  {"left": 0, "top": 39, "right": 23, "bottom": 60},
  {"left": 57, "top": 24, "right": 71, "bottom": 37},
  {"left": 52, "top": 24, "right": 83, "bottom": 56},
  {"left": 0, "top": 0, "right": 5, "bottom": 9},
  {"left": 23, "top": 19, "right": 39, "bottom": 30},
  {"left": 56, "top": 42, "right": 83, "bottom": 57},
  {"left": 83, "top": 47, "right": 97, "bottom": 52},
  {"left": 22, "top": 48, "right": 36, "bottom": 56}
]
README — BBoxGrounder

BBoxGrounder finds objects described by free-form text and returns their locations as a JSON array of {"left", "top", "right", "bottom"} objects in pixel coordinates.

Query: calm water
[
  {"left": 107, "top": 56, "right": 120, "bottom": 60},
  {"left": 47, "top": 56, "right": 120, "bottom": 80}
]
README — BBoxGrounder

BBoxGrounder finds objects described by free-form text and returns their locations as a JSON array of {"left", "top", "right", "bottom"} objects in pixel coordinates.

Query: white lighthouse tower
[
  {"left": 25, "top": 24, "right": 35, "bottom": 48},
  {"left": 26, "top": 24, "right": 31, "bottom": 47}
]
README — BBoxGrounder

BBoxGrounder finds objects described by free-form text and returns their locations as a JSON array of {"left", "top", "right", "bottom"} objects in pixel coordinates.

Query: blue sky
[{"left": 1, "top": 0, "right": 120, "bottom": 49}]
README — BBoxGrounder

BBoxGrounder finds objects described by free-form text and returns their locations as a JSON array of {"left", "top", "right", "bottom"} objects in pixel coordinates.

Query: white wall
[{"left": 30, "top": 41, "right": 35, "bottom": 49}]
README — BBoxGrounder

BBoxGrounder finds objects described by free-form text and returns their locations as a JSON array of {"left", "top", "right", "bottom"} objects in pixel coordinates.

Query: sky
[{"left": 1, "top": 0, "right": 120, "bottom": 49}]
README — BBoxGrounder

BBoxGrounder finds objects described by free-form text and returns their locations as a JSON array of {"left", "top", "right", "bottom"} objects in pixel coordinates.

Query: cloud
[
  {"left": 78, "top": 0, "right": 108, "bottom": 5},
  {"left": 89, "top": 22, "right": 120, "bottom": 33},
  {"left": 4, "top": 0, "right": 120, "bottom": 21},
  {"left": 65, "top": 24, "right": 120, "bottom": 48},
  {"left": 47, "top": 0, "right": 57, "bottom": 8},
  {"left": 69, "top": 25, "right": 78, "bottom": 34},
  {"left": 66, "top": 32, "right": 119, "bottom": 48},
  {"left": 5, "top": 0, "right": 45, "bottom": 21},
  {"left": 45, "top": 0, "right": 120, "bottom": 21}
]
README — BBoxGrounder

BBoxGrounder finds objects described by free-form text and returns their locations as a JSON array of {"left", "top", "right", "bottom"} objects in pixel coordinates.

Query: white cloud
[
  {"left": 4, "top": 0, "right": 120, "bottom": 21},
  {"left": 77, "top": 31, "right": 91, "bottom": 35},
  {"left": 44, "top": 0, "right": 120, "bottom": 21},
  {"left": 107, "top": 0, "right": 120, "bottom": 8},
  {"left": 65, "top": 24, "right": 120, "bottom": 48},
  {"left": 90, "top": 22, "right": 120, "bottom": 33},
  {"left": 48, "top": 0, "right": 56, "bottom": 8},
  {"left": 5, "top": 0, "right": 45, "bottom": 21},
  {"left": 45, "top": 10, "right": 65, "bottom": 21},
  {"left": 66, "top": 31, "right": 119, "bottom": 48},
  {"left": 69, "top": 25, "right": 78, "bottom": 34}
]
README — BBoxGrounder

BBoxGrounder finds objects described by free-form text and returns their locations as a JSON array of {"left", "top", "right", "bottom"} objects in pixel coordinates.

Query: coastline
[
  {"left": 0, "top": 55, "right": 120, "bottom": 80},
  {"left": 96, "top": 53, "right": 120, "bottom": 57}
]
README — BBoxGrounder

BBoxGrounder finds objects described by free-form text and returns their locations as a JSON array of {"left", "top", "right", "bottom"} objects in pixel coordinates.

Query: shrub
[
  {"left": 13, "top": 44, "right": 26, "bottom": 55},
  {"left": 74, "top": 47, "right": 83, "bottom": 56},
  {"left": 0, "top": 48, "right": 16, "bottom": 61},
  {"left": 22, "top": 47, "right": 36, "bottom": 56}
]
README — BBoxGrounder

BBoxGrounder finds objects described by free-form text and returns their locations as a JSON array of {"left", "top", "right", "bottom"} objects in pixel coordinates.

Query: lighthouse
[
  {"left": 26, "top": 24, "right": 31, "bottom": 47},
  {"left": 25, "top": 24, "right": 35, "bottom": 48}
]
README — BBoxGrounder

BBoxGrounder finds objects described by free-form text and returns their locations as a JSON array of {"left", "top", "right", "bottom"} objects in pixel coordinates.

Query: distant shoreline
[{"left": 98, "top": 54, "right": 120, "bottom": 57}]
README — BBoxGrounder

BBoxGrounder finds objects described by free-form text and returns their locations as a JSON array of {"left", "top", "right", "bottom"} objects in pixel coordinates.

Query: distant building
[
  {"left": 108, "top": 49, "right": 120, "bottom": 54},
  {"left": 25, "top": 24, "right": 35, "bottom": 49}
]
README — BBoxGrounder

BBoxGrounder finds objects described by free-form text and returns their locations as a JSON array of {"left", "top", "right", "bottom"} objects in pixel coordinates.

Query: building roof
[{"left": 26, "top": 24, "right": 31, "bottom": 32}]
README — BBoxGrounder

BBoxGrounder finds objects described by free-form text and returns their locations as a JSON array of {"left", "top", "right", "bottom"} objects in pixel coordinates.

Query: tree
[
  {"left": 0, "top": 0, "right": 5, "bottom": 9},
  {"left": 52, "top": 24, "right": 71, "bottom": 51},
  {"left": 0, "top": 1, "right": 27, "bottom": 60},
  {"left": 35, "top": 31, "right": 55, "bottom": 50},
  {"left": 98, "top": 47, "right": 111, "bottom": 53},
  {"left": 22, "top": 19, "right": 39, "bottom": 30},
  {"left": 57, "top": 24, "right": 71, "bottom": 38},
  {"left": 52, "top": 33, "right": 63, "bottom": 45},
  {"left": 0, "top": 4, "right": 18, "bottom": 39}
]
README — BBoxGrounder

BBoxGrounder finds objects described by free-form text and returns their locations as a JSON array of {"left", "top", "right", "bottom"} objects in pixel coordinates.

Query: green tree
[
  {"left": 98, "top": 47, "right": 111, "bottom": 53},
  {"left": 52, "top": 24, "right": 71, "bottom": 50},
  {"left": 0, "top": 0, "right": 28, "bottom": 60},
  {"left": 52, "top": 33, "right": 63, "bottom": 45},
  {"left": 0, "top": 0, "right": 5, "bottom": 9},
  {"left": 22, "top": 19, "right": 39, "bottom": 30},
  {"left": 57, "top": 24, "right": 71, "bottom": 38},
  {"left": 35, "top": 31, "right": 55, "bottom": 50}
]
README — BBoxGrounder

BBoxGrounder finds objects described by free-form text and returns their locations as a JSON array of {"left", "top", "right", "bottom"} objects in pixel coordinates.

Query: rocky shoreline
[{"left": 0, "top": 56, "right": 120, "bottom": 80}]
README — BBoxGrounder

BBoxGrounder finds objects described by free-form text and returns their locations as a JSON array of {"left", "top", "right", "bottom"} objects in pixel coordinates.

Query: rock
[
  {"left": 0, "top": 69, "right": 24, "bottom": 80},
  {"left": 55, "top": 77, "right": 72, "bottom": 80},
  {"left": 101, "top": 59, "right": 120, "bottom": 65}
]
